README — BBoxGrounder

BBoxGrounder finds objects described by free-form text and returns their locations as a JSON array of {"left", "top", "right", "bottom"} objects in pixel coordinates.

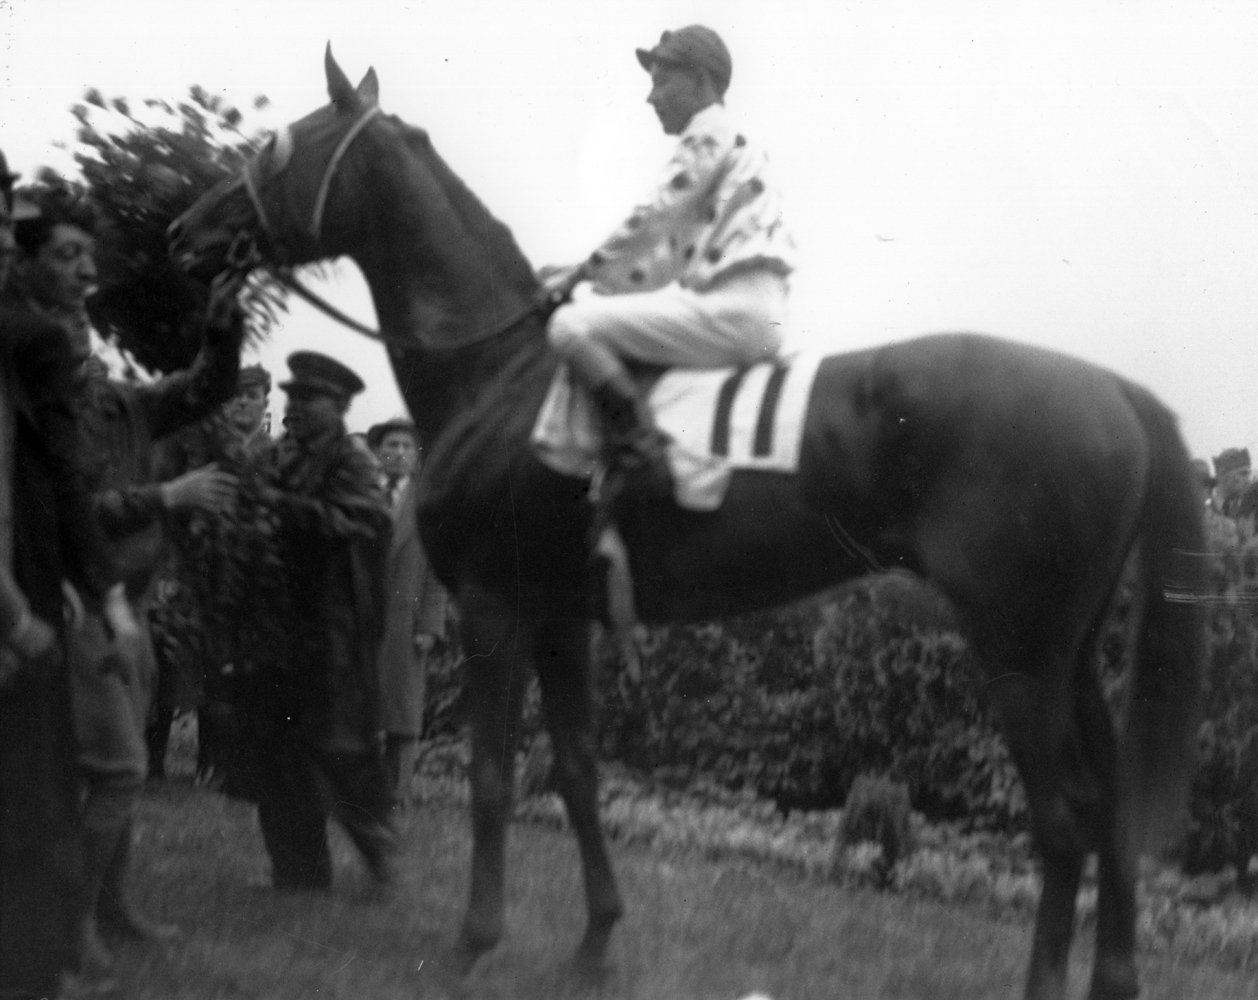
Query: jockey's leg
[
  {"left": 549, "top": 274, "right": 786, "bottom": 369},
  {"left": 547, "top": 273, "right": 785, "bottom": 490}
]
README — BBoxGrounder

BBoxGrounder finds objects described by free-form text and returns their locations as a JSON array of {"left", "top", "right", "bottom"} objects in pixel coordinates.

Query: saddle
[{"left": 530, "top": 352, "right": 825, "bottom": 512}]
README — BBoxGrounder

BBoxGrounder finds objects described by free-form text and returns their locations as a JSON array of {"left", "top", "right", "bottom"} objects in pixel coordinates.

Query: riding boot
[
  {"left": 591, "top": 373, "right": 673, "bottom": 498},
  {"left": 96, "top": 816, "right": 180, "bottom": 943}
]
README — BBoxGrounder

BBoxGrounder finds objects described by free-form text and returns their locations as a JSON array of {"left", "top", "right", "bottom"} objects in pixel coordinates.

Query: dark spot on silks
[
  {"left": 669, "top": 235, "right": 678, "bottom": 250},
  {"left": 684, "top": 246, "right": 695, "bottom": 260},
  {"left": 706, "top": 205, "right": 717, "bottom": 222},
  {"left": 706, "top": 248, "right": 721, "bottom": 263},
  {"left": 589, "top": 251, "right": 605, "bottom": 267},
  {"left": 749, "top": 178, "right": 764, "bottom": 195},
  {"left": 630, "top": 268, "right": 645, "bottom": 283},
  {"left": 627, "top": 215, "right": 641, "bottom": 230},
  {"left": 670, "top": 172, "right": 692, "bottom": 190},
  {"left": 734, "top": 134, "right": 746, "bottom": 147}
]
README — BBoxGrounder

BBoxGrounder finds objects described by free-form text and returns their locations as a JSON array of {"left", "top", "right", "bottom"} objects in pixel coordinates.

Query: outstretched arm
[{"left": 137, "top": 272, "right": 248, "bottom": 441}]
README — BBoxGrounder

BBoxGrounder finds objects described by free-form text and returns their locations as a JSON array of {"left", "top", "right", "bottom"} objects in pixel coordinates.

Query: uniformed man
[
  {"left": 252, "top": 351, "right": 396, "bottom": 892},
  {"left": 542, "top": 25, "right": 796, "bottom": 492}
]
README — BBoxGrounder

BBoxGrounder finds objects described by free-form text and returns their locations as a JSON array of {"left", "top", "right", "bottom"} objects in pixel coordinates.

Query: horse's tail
[{"left": 1118, "top": 379, "right": 1207, "bottom": 853}]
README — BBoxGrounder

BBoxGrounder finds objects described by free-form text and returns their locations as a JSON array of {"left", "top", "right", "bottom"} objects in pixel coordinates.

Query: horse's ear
[
  {"left": 357, "top": 68, "right": 379, "bottom": 106},
  {"left": 325, "top": 43, "right": 360, "bottom": 112}
]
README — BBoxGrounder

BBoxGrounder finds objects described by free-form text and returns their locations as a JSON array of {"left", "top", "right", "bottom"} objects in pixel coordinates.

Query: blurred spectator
[
  {"left": 247, "top": 352, "right": 396, "bottom": 892},
  {"left": 2, "top": 153, "right": 130, "bottom": 999},
  {"left": 13, "top": 180, "right": 245, "bottom": 977},
  {"left": 1213, "top": 448, "right": 1255, "bottom": 520},
  {"left": 146, "top": 363, "right": 274, "bottom": 782},
  {"left": 1192, "top": 458, "right": 1217, "bottom": 510},
  {"left": 367, "top": 417, "right": 451, "bottom": 816}
]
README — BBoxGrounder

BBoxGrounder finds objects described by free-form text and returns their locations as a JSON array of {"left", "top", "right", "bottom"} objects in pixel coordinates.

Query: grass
[{"left": 101, "top": 778, "right": 1254, "bottom": 1000}]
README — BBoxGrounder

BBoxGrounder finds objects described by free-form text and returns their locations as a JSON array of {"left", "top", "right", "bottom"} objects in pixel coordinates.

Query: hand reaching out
[
  {"left": 161, "top": 463, "right": 240, "bottom": 513},
  {"left": 206, "top": 270, "right": 248, "bottom": 331}
]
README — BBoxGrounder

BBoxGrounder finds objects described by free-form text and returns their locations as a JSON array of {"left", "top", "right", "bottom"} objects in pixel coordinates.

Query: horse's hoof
[
  {"left": 1088, "top": 962, "right": 1139, "bottom": 1000},
  {"left": 568, "top": 947, "right": 613, "bottom": 990},
  {"left": 447, "top": 934, "right": 492, "bottom": 978}
]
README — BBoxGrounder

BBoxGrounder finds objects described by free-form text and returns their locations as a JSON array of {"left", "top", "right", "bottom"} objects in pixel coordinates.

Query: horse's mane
[{"left": 389, "top": 115, "right": 539, "bottom": 302}]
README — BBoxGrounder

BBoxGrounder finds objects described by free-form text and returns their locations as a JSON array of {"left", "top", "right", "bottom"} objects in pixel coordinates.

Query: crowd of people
[{"left": 0, "top": 151, "right": 450, "bottom": 999}]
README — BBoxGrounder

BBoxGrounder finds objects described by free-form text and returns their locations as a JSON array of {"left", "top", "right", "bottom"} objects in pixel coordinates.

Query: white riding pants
[{"left": 548, "top": 271, "right": 788, "bottom": 378}]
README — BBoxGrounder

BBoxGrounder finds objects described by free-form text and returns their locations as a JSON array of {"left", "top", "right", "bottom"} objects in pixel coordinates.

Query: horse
[{"left": 169, "top": 48, "right": 1205, "bottom": 1000}]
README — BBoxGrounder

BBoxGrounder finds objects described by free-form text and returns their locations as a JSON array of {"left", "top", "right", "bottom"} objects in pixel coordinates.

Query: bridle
[{"left": 223, "top": 103, "right": 552, "bottom": 349}]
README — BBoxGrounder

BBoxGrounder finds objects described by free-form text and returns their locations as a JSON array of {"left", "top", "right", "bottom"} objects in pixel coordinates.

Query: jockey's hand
[
  {"left": 537, "top": 262, "right": 588, "bottom": 307},
  {"left": 206, "top": 270, "right": 248, "bottom": 331},
  {"left": 161, "top": 463, "right": 239, "bottom": 513}
]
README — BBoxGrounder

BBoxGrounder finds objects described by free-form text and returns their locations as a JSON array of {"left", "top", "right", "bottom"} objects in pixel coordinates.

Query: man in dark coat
[
  {"left": 0, "top": 150, "right": 127, "bottom": 1000},
  {"left": 10, "top": 182, "right": 245, "bottom": 977},
  {"left": 251, "top": 351, "right": 396, "bottom": 891}
]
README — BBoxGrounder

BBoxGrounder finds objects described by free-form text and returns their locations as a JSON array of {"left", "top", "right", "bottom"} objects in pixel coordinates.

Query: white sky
[{"left": 3, "top": 0, "right": 1257, "bottom": 465}]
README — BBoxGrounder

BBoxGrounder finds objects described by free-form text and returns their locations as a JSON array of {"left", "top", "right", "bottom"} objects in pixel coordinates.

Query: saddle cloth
[{"left": 530, "top": 352, "right": 825, "bottom": 511}]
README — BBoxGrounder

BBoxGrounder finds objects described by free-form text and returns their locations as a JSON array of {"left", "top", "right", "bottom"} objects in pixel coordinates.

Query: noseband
[
  {"left": 226, "top": 104, "right": 386, "bottom": 340},
  {"left": 240, "top": 103, "right": 382, "bottom": 262}
]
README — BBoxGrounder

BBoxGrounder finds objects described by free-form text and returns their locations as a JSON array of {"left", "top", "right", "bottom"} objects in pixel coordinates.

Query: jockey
[{"left": 542, "top": 25, "right": 796, "bottom": 494}]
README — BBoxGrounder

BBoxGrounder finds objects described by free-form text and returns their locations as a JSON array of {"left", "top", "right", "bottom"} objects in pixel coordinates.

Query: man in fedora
[
  {"left": 250, "top": 351, "right": 396, "bottom": 892},
  {"left": 541, "top": 24, "right": 796, "bottom": 495},
  {"left": 366, "top": 416, "right": 451, "bottom": 816}
]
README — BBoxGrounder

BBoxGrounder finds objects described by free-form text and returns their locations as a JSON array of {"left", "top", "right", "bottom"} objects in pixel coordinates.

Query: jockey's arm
[
  {"left": 539, "top": 123, "right": 728, "bottom": 303},
  {"left": 582, "top": 125, "right": 726, "bottom": 288}
]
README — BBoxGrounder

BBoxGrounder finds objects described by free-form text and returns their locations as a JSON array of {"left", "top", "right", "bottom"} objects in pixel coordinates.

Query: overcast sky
[{"left": 3, "top": 0, "right": 1256, "bottom": 465}]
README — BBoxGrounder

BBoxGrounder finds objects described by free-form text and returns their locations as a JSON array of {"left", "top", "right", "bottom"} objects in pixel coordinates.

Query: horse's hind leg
[
  {"left": 981, "top": 656, "right": 1096, "bottom": 1000},
  {"left": 1075, "top": 660, "right": 1140, "bottom": 1000},
  {"left": 534, "top": 618, "right": 624, "bottom": 974},
  {"left": 454, "top": 585, "right": 529, "bottom": 969}
]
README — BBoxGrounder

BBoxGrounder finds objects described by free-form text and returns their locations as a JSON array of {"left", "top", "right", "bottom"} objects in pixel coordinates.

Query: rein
[{"left": 229, "top": 102, "right": 550, "bottom": 350}]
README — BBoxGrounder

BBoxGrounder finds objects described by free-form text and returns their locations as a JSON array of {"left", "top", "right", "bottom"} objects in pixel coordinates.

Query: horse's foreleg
[
  {"left": 534, "top": 618, "right": 624, "bottom": 974},
  {"left": 1090, "top": 831, "right": 1139, "bottom": 1000},
  {"left": 455, "top": 587, "right": 529, "bottom": 969}
]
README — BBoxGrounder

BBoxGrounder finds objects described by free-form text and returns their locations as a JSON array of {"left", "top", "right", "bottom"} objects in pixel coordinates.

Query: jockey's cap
[{"left": 636, "top": 25, "right": 732, "bottom": 96}]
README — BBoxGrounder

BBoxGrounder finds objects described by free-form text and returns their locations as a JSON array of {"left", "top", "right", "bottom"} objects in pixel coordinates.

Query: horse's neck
[
  {"left": 347, "top": 138, "right": 553, "bottom": 460},
  {"left": 356, "top": 253, "right": 551, "bottom": 454}
]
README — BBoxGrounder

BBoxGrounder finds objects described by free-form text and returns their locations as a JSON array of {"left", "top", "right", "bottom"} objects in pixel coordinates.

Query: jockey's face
[{"left": 647, "top": 62, "right": 718, "bottom": 136}]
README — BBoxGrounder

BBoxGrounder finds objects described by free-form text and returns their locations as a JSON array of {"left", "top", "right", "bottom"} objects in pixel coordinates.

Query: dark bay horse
[{"left": 169, "top": 49, "right": 1205, "bottom": 1000}]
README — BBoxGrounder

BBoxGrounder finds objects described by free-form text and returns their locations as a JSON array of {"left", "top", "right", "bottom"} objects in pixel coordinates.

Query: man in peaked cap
[
  {"left": 540, "top": 24, "right": 796, "bottom": 497},
  {"left": 248, "top": 350, "right": 397, "bottom": 892}
]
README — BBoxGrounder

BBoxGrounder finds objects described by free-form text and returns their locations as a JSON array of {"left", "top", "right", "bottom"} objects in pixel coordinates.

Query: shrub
[
  {"left": 1176, "top": 512, "right": 1258, "bottom": 879},
  {"left": 836, "top": 773, "right": 914, "bottom": 878},
  {"left": 818, "top": 574, "right": 1026, "bottom": 829}
]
